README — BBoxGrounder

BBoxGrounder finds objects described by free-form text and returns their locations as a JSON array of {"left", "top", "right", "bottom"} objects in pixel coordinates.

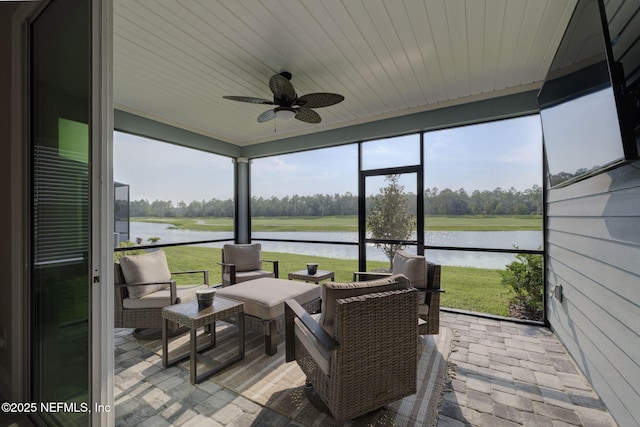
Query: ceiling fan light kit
[
  {"left": 275, "top": 107, "right": 296, "bottom": 120},
  {"left": 223, "top": 71, "right": 344, "bottom": 124}
]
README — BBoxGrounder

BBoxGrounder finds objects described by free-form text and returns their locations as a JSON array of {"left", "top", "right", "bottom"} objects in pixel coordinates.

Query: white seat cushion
[
  {"left": 223, "top": 243, "right": 262, "bottom": 271},
  {"left": 119, "top": 250, "right": 172, "bottom": 298},
  {"left": 392, "top": 250, "right": 426, "bottom": 289},
  {"left": 122, "top": 284, "right": 208, "bottom": 309},
  {"left": 216, "top": 277, "right": 320, "bottom": 320}
]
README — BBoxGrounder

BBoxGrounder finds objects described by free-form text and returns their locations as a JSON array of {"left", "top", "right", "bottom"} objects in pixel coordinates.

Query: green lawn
[
  {"left": 132, "top": 214, "right": 541, "bottom": 232},
  {"left": 138, "top": 245, "right": 513, "bottom": 317},
  {"left": 440, "top": 266, "right": 511, "bottom": 316},
  {"left": 122, "top": 214, "right": 530, "bottom": 316},
  {"left": 425, "top": 215, "right": 541, "bottom": 231}
]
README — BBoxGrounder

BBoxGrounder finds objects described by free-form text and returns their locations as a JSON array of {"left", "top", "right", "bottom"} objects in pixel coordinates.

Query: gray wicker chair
[
  {"left": 284, "top": 274, "right": 418, "bottom": 422},
  {"left": 114, "top": 250, "right": 209, "bottom": 336},
  {"left": 353, "top": 250, "right": 443, "bottom": 334},
  {"left": 218, "top": 243, "right": 279, "bottom": 286}
]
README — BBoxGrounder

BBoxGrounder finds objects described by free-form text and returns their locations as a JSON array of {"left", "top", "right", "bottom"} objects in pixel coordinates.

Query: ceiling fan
[{"left": 223, "top": 72, "right": 344, "bottom": 124}]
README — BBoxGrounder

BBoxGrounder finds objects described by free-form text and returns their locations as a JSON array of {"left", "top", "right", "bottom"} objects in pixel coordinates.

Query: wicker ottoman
[{"left": 216, "top": 277, "right": 321, "bottom": 355}]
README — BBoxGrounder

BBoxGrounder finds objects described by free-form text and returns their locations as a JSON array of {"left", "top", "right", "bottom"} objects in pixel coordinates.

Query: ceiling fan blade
[
  {"left": 269, "top": 73, "right": 296, "bottom": 102},
  {"left": 257, "top": 109, "right": 276, "bottom": 123},
  {"left": 223, "top": 96, "right": 274, "bottom": 105},
  {"left": 295, "top": 107, "right": 321, "bottom": 124},
  {"left": 295, "top": 93, "right": 344, "bottom": 108}
]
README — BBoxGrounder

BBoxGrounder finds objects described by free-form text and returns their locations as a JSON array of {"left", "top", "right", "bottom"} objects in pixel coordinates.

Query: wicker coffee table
[
  {"left": 288, "top": 269, "right": 335, "bottom": 284},
  {"left": 162, "top": 297, "right": 244, "bottom": 384}
]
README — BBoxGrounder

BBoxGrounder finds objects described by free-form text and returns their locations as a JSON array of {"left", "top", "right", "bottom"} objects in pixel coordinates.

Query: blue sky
[
  {"left": 114, "top": 115, "right": 542, "bottom": 202},
  {"left": 114, "top": 132, "right": 235, "bottom": 202}
]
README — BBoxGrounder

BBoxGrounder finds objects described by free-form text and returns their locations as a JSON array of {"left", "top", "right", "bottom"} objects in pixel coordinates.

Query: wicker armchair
[
  {"left": 218, "top": 243, "right": 279, "bottom": 286},
  {"left": 285, "top": 274, "right": 418, "bottom": 422},
  {"left": 114, "top": 250, "right": 209, "bottom": 336},
  {"left": 353, "top": 250, "right": 443, "bottom": 334}
]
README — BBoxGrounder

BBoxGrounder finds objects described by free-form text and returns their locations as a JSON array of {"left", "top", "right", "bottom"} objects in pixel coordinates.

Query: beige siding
[{"left": 546, "top": 161, "right": 640, "bottom": 427}]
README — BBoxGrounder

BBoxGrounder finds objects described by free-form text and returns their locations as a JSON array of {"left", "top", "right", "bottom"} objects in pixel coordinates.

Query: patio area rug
[{"left": 148, "top": 322, "right": 454, "bottom": 426}]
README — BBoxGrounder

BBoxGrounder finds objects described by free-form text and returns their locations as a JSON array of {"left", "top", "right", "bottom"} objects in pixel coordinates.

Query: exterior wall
[{"left": 546, "top": 161, "right": 640, "bottom": 426}]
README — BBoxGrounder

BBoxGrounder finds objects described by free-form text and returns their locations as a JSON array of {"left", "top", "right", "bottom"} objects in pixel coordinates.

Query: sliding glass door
[{"left": 29, "top": 0, "right": 98, "bottom": 424}]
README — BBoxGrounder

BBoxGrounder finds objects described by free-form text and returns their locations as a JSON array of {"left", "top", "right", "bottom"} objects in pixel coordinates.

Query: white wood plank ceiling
[{"left": 113, "top": 0, "right": 577, "bottom": 146}]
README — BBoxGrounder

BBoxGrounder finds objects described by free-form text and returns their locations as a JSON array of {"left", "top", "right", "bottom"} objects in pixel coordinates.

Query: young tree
[{"left": 367, "top": 174, "right": 416, "bottom": 268}]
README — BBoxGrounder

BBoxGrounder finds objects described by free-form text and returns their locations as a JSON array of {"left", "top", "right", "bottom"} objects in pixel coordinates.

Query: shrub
[
  {"left": 501, "top": 248, "right": 543, "bottom": 319},
  {"left": 114, "top": 240, "right": 145, "bottom": 263}
]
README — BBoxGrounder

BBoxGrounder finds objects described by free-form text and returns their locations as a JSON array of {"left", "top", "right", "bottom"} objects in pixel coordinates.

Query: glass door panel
[{"left": 30, "top": 0, "right": 91, "bottom": 425}]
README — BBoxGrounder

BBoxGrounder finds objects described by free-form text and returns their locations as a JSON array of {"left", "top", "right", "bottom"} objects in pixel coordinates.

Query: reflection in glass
[
  {"left": 537, "top": 0, "right": 634, "bottom": 188},
  {"left": 115, "top": 182, "right": 130, "bottom": 246},
  {"left": 30, "top": 0, "right": 90, "bottom": 424},
  {"left": 541, "top": 87, "right": 625, "bottom": 187}
]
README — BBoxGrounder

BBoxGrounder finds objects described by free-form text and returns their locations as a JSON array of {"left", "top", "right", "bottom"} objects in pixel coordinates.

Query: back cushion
[
  {"left": 393, "top": 250, "right": 426, "bottom": 289},
  {"left": 320, "top": 274, "right": 410, "bottom": 336},
  {"left": 119, "top": 250, "right": 171, "bottom": 298},
  {"left": 223, "top": 244, "right": 262, "bottom": 272}
]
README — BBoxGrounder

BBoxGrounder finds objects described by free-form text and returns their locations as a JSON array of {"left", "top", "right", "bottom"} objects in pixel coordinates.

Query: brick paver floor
[
  {"left": 3, "top": 311, "right": 617, "bottom": 426},
  {"left": 437, "top": 312, "right": 617, "bottom": 427}
]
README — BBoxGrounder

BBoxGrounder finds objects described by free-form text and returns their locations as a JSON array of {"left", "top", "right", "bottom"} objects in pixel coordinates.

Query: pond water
[{"left": 126, "top": 222, "right": 542, "bottom": 269}]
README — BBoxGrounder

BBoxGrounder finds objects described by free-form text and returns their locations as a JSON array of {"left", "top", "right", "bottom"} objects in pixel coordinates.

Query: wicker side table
[
  {"left": 288, "top": 269, "right": 335, "bottom": 284},
  {"left": 162, "top": 297, "right": 244, "bottom": 384}
]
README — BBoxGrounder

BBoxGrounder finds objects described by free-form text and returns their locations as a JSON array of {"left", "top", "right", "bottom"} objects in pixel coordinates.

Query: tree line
[
  {"left": 424, "top": 186, "right": 542, "bottom": 216},
  {"left": 127, "top": 185, "right": 542, "bottom": 218}
]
